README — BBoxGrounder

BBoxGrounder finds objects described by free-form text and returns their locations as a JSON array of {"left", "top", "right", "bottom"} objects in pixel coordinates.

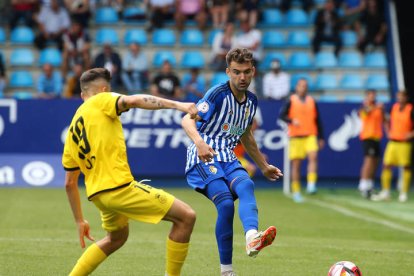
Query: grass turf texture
[{"left": 1, "top": 186, "right": 414, "bottom": 275}]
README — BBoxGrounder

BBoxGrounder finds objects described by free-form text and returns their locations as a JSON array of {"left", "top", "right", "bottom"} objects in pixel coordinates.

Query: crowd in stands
[{"left": 0, "top": 0, "right": 388, "bottom": 101}]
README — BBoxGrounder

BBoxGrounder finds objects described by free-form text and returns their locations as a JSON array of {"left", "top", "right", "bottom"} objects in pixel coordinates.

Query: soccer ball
[{"left": 328, "top": 261, "right": 362, "bottom": 276}]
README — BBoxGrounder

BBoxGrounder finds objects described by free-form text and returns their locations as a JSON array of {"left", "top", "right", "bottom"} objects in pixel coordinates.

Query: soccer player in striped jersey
[
  {"left": 182, "top": 48, "right": 283, "bottom": 276},
  {"left": 63, "top": 68, "right": 198, "bottom": 276}
]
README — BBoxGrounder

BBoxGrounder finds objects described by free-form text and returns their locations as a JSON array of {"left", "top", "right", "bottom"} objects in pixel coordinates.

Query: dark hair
[
  {"left": 80, "top": 68, "right": 111, "bottom": 91},
  {"left": 226, "top": 48, "right": 254, "bottom": 67}
]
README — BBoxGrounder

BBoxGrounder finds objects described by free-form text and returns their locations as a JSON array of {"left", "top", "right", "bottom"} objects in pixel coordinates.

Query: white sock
[
  {"left": 221, "top": 264, "right": 233, "bottom": 273},
  {"left": 367, "top": 179, "right": 374, "bottom": 190},
  {"left": 307, "top": 182, "right": 315, "bottom": 189},
  {"left": 358, "top": 179, "right": 369, "bottom": 191},
  {"left": 245, "top": 229, "right": 258, "bottom": 242}
]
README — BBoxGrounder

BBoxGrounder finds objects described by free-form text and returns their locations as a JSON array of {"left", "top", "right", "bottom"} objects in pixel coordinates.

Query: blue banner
[{"left": 0, "top": 98, "right": 386, "bottom": 187}]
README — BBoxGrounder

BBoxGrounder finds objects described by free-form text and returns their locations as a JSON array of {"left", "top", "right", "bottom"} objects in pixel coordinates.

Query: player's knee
[
  {"left": 232, "top": 175, "right": 254, "bottom": 192},
  {"left": 183, "top": 207, "right": 196, "bottom": 229},
  {"left": 108, "top": 228, "right": 129, "bottom": 251}
]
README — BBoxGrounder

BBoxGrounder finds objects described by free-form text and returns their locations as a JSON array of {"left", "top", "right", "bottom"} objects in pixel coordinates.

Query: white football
[{"left": 328, "top": 261, "right": 362, "bottom": 276}]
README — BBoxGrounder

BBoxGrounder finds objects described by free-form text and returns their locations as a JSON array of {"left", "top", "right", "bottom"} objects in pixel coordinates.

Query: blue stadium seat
[
  {"left": 9, "top": 71, "right": 34, "bottom": 88},
  {"left": 152, "top": 51, "right": 177, "bottom": 67},
  {"left": 314, "top": 73, "right": 338, "bottom": 90},
  {"left": 341, "top": 30, "right": 357, "bottom": 46},
  {"left": 210, "top": 72, "right": 229, "bottom": 86},
  {"left": 260, "top": 9, "right": 284, "bottom": 26},
  {"left": 152, "top": 29, "right": 176, "bottom": 46},
  {"left": 39, "top": 48, "right": 62, "bottom": 66},
  {"left": 287, "top": 30, "right": 311, "bottom": 47},
  {"left": 260, "top": 52, "right": 287, "bottom": 70},
  {"left": 10, "top": 26, "right": 35, "bottom": 44},
  {"left": 344, "top": 94, "right": 364, "bottom": 103},
  {"left": 291, "top": 73, "right": 314, "bottom": 91},
  {"left": 180, "top": 29, "right": 204, "bottom": 47},
  {"left": 124, "top": 29, "right": 148, "bottom": 45},
  {"left": 95, "top": 7, "right": 119, "bottom": 24},
  {"left": 338, "top": 51, "right": 362, "bottom": 68},
  {"left": 365, "top": 74, "right": 389, "bottom": 90},
  {"left": 340, "top": 73, "right": 364, "bottom": 90},
  {"left": 317, "top": 94, "right": 340, "bottom": 102},
  {"left": 182, "top": 72, "right": 206, "bottom": 86},
  {"left": 377, "top": 94, "right": 390, "bottom": 103},
  {"left": 288, "top": 51, "right": 313, "bottom": 69},
  {"left": 364, "top": 52, "right": 387, "bottom": 68},
  {"left": 122, "top": 6, "right": 146, "bottom": 23},
  {"left": 285, "top": 9, "right": 309, "bottom": 26},
  {"left": 208, "top": 29, "right": 222, "bottom": 46},
  {"left": 13, "top": 91, "right": 34, "bottom": 100},
  {"left": 263, "top": 30, "right": 286, "bottom": 48},
  {"left": 95, "top": 28, "right": 119, "bottom": 45},
  {"left": 0, "top": 27, "right": 5, "bottom": 44},
  {"left": 181, "top": 51, "right": 205, "bottom": 68},
  {"left": 314, "top": 51, "right": 337, "bottom": 68},
  {"left": 10, "top": 48, "right": 35, "bottom": 66}
]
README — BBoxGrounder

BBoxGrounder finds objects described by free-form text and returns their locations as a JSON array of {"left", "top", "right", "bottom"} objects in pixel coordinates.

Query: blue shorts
[{"left": 186, "top": 160, "right": 248, "bottom": 192}]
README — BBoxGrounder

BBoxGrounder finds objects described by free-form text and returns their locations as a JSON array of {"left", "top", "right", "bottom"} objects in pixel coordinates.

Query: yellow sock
[
  {"left": 381, "top": 168, "right": 392, "bottom": 191},
  {"left": 402, "top": 169, "right": 412, "bottom": 194},
  {"left": 292, "top": 180, "right": 301, "bottom": 193},
  {"left": 69, "top": 243, "right": 107, "bottom": 276},
  {"left": 307, "top": 172, "right": 317, "bottom": 184},
  {"left": 166, "top": 238, "right": 189, "bottom": 276}
]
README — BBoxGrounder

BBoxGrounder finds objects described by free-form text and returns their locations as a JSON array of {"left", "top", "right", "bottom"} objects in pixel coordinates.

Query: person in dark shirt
[{"left": 150, "top": 60, "right": 182, "bottom": 100}]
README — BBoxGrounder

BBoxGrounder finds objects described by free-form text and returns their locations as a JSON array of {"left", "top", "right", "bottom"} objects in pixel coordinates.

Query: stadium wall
[{"left": 0, "top": 99, "right": 383, "bottom": 187}]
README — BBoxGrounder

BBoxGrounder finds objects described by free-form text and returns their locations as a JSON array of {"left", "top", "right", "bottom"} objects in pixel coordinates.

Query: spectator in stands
[
  {"left": 210, "top": 22, "right": 236, "bottom": 71},
  {"left": 278, "top": 0, "right": 314, "bottom": 12},
  {"left": 312, "top": 0, "right": 343, "bottom": 57},
  {"left": 121, "top": 42, "right": 149, "bottom": 94},
  {"left": 62, "top": 20, "right": 91, "bottom": 78},
  {"left": 64, "top": 0, "right": 91, "bottom": 29},
  {"left": 357, "top": 0, "right": 387, "bottom": 53},
  {"left": 146, "top": 0, "right": 175, "bottom": 31},
  {"left": 63, "top": 61, "right": 83, "bottom": 98},
  {"left": 340, "top": 0, "right": 366, "bottom": 32},
  {"left": 9, "top": 0, "right": 39, "bottom": 30},
  {"left": 175, "top": 0, "right": 207, "bottom": 31},
  {"left": 0, "top": 52, "right": 5, "bottom": 96},
  {"left": 101, "top": 0, "right": 124, "bottom": 17},
  {"left": 262, "top": 59, "right": 291, "bottom": 100},
  {"left": 237, "top": 0, "right": 259, "bottom": 28},
  {"left": 234, "top": 19, "right": 262, "bottom": 67},
  {"left": 93, "top": 43, "right": 122, "bottom": 89},
  {"left": 151, "top": 60, "right": 182, "bottom": 100},
  {"left": 182, "top": 67, "right": 205, "bottom": 103},
  {"left": 371, "top": 90, "right": 414, "bottom": 203},
  {"left": 358, "top": 89, "right": 385, "bottom": 199},
  {"left": 209, "top": 0, "right": 229, "bottom": 29},
  {"left": 34, "top": 0, "right": 71, "bottom": 51},
  {"left": 37, "top": 63, "right": 63, "bottom": 99},
  {"left": 279, "top": 78, "right": 324, "bottom": 203}
]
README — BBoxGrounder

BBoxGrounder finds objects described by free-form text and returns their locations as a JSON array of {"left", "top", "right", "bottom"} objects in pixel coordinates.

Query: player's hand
[
  {"left": 195, "top": 139, "right": 217, "bottom": 163},
  {"left": 180, "top": 102, "right": 198, "bottom": 119},
  {"left": 262, "top": 165, "right": 283, "bottom": 181},
  {"left": 77, "top": 219, "right": 95, "bottom": 248}
]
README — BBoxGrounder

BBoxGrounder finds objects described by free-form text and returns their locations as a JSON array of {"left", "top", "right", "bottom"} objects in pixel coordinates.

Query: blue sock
[
  {"left": 232, "top": 176, "right": 258, "bottom": 233},
  {"left": 206, "top": 182, "right": 235, "bottom": 265}
]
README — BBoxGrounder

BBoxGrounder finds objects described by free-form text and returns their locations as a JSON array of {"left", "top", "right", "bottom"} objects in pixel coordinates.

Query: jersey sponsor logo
[
  {"left": 221, "top": 122, "right": 244, "bottom": 136},
  {"left": 197, "top": 102, "right": 209, "bottom": 113}
]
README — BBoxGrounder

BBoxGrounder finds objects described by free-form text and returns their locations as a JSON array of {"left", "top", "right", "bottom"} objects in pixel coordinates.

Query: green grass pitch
[{"left": 1, "top": 185, "right": 414, "bottom": 275}]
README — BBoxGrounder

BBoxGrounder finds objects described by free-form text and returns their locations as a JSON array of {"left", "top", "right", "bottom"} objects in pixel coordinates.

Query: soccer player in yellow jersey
[{"left": 62, "top": 68, "right": 198, "bottom": 276}]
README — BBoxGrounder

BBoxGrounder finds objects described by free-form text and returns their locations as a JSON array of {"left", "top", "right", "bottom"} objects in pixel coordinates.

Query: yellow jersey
[{"left": 62, "top": 92, "right": 134, "bottom": 199}]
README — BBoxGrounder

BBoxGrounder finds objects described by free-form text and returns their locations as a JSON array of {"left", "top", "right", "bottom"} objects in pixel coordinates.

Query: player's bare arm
[
  {"left": 182, "top": 113, "right": 216, "bottom": 163},
  {"left": 240, "top": 126, "right": 283, "bottom": 181},
  {"left": 65, "top": 170, "right": 95, "bottom": 248},
  {"left": 117, "top": 94, "right": 198, "bottom": 118}
]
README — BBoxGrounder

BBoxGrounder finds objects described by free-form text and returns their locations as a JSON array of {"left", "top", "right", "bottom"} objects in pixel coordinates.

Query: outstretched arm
[
  {"left": 182, "top": 114, "right": 216, "bottom": 163},
  {"left": 240, "top": 125, "right": 283, "bottom": 181},
  {"left": 117, "top": 94, "right": 198, "bottom": 118},
  {"left": 65, "top": 170, "right": 94, "bottom": 248}
]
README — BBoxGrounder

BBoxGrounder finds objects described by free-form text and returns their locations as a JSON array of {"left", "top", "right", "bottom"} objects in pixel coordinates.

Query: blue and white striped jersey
[{"left": 185, "top": 82, "right": 258, "bottom": 172}]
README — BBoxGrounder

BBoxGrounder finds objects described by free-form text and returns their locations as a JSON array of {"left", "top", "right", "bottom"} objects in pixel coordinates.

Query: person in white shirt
[
  {"left": 262, "top": 59, "right": 291, "bottom": 100},
  {"left": 121, "top": 42, "right": 149, "bottom": 93},
  {"left": 234, "top": 19, "right": 262, "bottom": 66}
]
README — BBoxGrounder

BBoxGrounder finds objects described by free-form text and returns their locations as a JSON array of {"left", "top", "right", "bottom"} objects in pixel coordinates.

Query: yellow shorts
[
  {"left": 383, "top": 141, "right": 412, "bottom": 167},
  {"left": 289, "top": 135, "right": 319, "bottom": 160},
  {"left": 91, "top": 181, "right": 175, "bottom": 232}
]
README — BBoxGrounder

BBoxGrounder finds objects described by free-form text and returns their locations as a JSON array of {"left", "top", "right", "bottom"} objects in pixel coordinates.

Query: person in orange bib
[
  {"left": 358, "top": 89, "right": 385, "bottom": 199},
  {"left": 279, "top": 78, "right": 324, "bottom": 202},
  {"left": 371, "top": 90, "right": 414, "bottom": 202}
]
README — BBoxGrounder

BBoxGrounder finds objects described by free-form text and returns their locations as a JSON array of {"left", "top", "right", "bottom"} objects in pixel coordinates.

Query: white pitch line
[{"left": 308, "top": 198, "right": 414, "bottom": 235}]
